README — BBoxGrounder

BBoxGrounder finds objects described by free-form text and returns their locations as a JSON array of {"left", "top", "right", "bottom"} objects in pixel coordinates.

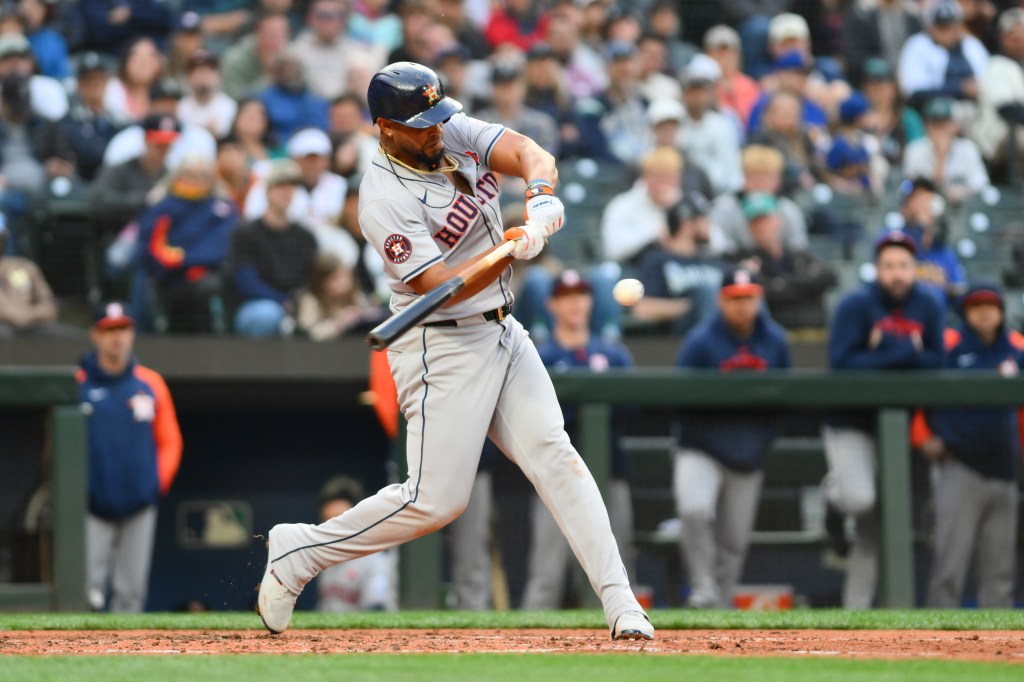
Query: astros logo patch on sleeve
[{"left": 383, "top": 234, "right": 413, "bottom": 264}]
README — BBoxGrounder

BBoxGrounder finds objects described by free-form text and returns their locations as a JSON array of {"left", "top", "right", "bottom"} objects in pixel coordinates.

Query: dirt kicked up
[{"left": 1, "top": 629, "right": 1023, "bottom": 662}]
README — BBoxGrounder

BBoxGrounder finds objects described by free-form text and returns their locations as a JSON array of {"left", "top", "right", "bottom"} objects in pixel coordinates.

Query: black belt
[{"left": 423, "top": 305, "right": 511, "bottom": 328}]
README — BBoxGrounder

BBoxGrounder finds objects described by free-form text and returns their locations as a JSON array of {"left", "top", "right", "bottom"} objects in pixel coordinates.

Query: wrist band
[{"left": 525, "top": 180, "right": 555, "bottom": 198}]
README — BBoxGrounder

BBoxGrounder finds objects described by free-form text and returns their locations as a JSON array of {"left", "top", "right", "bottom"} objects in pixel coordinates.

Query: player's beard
[
  {"left": 417, "top": 148, "right": 446, "bottom": 170},
  {"left": 417, "top": 136, "right": 446, "bottom": 169}
]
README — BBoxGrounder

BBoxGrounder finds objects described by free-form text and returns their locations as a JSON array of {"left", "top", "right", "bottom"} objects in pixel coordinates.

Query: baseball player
[
  {"left": 823, "top": 231, "right": 944, "bottom": 608},
  {"left": 258, "top": 62, "right": 653, "bottom": 640},
  {"left": 912, "top": 282, "right": 1022, "bottom": 607},
  {"left": 674, "top": 269, "right": 790, "bottom": 608}
]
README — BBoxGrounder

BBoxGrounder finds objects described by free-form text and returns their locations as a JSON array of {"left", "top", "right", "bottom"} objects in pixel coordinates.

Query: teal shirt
[{"left": 902, "top": 107, "right": 925, "bottom": 143}]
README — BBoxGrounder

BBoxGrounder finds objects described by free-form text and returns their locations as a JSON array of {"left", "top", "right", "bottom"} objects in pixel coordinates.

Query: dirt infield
[{"left": 1, "top": 629, "right": 1023, "bottom": 662}]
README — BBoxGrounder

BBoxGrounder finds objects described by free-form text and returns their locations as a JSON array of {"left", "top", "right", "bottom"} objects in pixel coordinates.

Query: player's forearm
[
  {"left": 446, "top": 255, "right": 512, "bottom": 305},
  {"left": 518, "top": 141, "right": 558, "bottom": 188},
  {"left": 490, "top": 130, "right": 559, "bottom": 188}
]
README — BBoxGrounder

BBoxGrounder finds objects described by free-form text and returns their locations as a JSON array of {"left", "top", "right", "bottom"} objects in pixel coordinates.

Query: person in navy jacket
[
  {"left": 823, "top": 230, "right": 945, "bottom": 609},
  {"left": 522, "top": 269, "right": 638, "bottom": 609},
  {"left": 134, "top": 154, "right": 239, "bottom": 333},
  {"left": 674, "top": 268, "right": 791, "bottom": 608},
  {"left": 78, "top": 301, "right": 182, "bottom": 612},
  {"left": 913, "top": 282, "right": 1022, "bottom": 608}
]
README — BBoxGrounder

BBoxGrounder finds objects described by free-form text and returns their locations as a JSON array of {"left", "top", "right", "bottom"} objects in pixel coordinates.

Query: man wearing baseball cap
[
  {"left": 728, "top": 192, "right": 835, "bottom": 330},
  {"left": 911, "top": 281, "right": 1022, "bottom": 608},
  {"left": 64, "top": 52, "right": 119, "bottom": 181},
  {"left": 230, "top": 158, "right": 318, "bottom": 336},
  {"left": 673, "top": 268, "right": 790, "bottom": 608},
  {"left": 244, "top": 126, "right": 354, "bottom": 268},
  {"left": 78, "top": 301, "right": 182, "bottom": 612},
  {"left": 632, "top": 189, "right": 723, "bottom": 335},
  {"left": 897, "top": 0, "right": 988, "bottom": 109},
  {"left": 703, "top": 24, "right": 760, "bottom": 128},
  {"left": 822, "top": 230, "right": 944, "bottom": 608},
  {"left": 680, "top": 54, "right": 743, "bottom": 196},
  {"left": 894, "top": 178, "right": 967, "bottom": 306},
  {"left": 90, "top": 114, "right": 181, "bottom": 231}
]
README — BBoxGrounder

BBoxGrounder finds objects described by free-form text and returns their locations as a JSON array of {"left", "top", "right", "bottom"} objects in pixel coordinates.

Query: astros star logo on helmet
[
  {"left": 383, "top": 234, "right": 413, "bottom": 264},
  {"left": 422, "top": 84, "right": 441, "bottom": 106}
]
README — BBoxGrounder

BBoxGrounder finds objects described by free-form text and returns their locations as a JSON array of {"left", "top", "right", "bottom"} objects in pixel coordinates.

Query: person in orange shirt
[
  {"left": 704, "top": 25, "right": 761, "bottom": 133},
  {"left": 78, "top": 301, "right": 182, "bottom": 612}
]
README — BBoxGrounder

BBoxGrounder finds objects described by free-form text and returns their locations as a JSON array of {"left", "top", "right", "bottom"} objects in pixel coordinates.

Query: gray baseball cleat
[
  {"left": 611, "top": 610, "right": 655, "bottom": 640},
  {"left": 257, "top": 526, "right": 299, "bottom": 635}
]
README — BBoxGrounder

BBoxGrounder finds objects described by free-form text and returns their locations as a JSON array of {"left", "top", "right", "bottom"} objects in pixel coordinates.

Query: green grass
[
  {"left": 3, "top": 654, "right": 1022, "bottom": 682},
  {"left": 1, "top": 609, "right": 1023, "bottom": 631}
]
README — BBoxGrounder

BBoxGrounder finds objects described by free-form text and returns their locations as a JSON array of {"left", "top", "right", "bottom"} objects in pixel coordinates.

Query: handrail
[{"left": 548, "top": 370, "right": 1024, "bottom": 609}]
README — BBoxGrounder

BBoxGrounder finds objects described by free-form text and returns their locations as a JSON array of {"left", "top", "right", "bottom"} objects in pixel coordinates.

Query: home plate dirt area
[{"left": 2, "top": 629, "right": 1023, "bottom": 662}]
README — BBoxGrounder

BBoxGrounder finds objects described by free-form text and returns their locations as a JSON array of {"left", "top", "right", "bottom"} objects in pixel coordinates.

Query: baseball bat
[{"left": 366, "top": 238, "right": 520, "bottom": 351}]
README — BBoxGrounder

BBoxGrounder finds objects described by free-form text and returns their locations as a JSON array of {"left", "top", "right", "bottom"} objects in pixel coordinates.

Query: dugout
[{"left": 2, "top": 336, "right": 1023, "bottom": 611}]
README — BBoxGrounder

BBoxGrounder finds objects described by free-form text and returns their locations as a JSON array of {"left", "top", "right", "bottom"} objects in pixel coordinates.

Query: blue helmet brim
[{"left": 389, "top": 97, "right": 463, "bottom": 128}]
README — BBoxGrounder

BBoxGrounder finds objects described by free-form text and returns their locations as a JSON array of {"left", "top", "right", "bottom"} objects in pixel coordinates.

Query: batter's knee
[
  {"left": 408, "top": 493, "right": 470, "bottom": 532},
  {"left": 676, "top": 497, "right": 716, "bottom": 523},
  {"left": 831, "top": 485, "right": 875, "bottom": 516}
]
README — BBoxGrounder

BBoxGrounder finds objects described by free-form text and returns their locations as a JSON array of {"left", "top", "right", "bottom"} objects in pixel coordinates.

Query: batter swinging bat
[{"left": 366, "top": 237, "right": 520, "bottom": 351}]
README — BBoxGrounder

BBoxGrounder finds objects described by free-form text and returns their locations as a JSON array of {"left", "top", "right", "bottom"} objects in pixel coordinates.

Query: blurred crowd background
[{"left": 4, "top": 0, "right": 1024, "bottom": 339}]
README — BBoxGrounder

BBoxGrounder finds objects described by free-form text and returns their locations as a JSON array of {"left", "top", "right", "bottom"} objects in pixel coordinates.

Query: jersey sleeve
[
  {"left": 360, "top": 197, "right": 444, "bottom": 284},
  {"left": 136, "top": 366, "right": 183, "bottom": 495},
  {"left": 442, "top": 113, "right": 507, "bottom": 167}
]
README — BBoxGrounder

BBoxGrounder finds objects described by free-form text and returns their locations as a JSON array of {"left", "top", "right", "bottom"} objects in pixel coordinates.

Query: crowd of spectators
[{"left": 0, "top": 0, "right": 1023, "bottom": 340}]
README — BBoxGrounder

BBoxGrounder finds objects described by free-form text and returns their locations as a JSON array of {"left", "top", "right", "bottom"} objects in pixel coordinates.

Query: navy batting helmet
[{"left": 367, "top": 62, "right": 463, "bottom": 128}]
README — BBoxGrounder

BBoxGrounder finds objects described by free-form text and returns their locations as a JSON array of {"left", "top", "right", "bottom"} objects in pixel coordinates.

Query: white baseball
[{"left": 613, "top": 278, "right": 645, "bottom": 306}]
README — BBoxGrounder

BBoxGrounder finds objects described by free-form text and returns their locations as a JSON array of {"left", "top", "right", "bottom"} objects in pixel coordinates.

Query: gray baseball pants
[
  {"left": 522, "top": 478, "right": 635, "bottom": 609},
  {"left": 927, "top": 457, "right": 1018, "bottom": 608},
  {"left": 822, "top": 425, "right": 878, "bottom": 609},
  {"left": 266, "top": 317, "right": 644, "bottom": 629},
  {"left": 673, "top": 448, "right": 764, "bottom": 609},
  {"left": 86, "top": 505, "right": 157, "bottom": 612}
]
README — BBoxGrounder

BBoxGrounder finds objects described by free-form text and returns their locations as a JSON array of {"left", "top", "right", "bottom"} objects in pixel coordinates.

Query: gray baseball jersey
[
  {"left": 359, "top": 113, "right": 513, "bottom": 322},
  {"left": 263, "top": 112, "right": 648, "bottom": 635}
]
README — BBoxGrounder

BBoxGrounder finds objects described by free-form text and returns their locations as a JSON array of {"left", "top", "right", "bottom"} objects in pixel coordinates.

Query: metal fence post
[
  {"left": 876, "top": 408, "right": 915, "bottom": 608},
  {"left": 51, "top": 404, "right": 87, "bottom": 611},
  {"left": 577, "top": 403, "right": 612, "bottom": 609},
  {"left": 396, "top": 416, "right": 442, "bottom": 609},
  {"left": 578, "top": 403, "right": 612, "bottom": 500}
]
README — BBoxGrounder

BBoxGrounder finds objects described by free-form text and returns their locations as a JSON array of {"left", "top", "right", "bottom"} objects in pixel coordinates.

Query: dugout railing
[
  {"left": 3, "top": 368, "right": 1022, "bottom": 611},
  {"left": 0, "top": 367, "right": 87, "bottom": 611},
  {"left": 397, "top": 370, "right": 1024, "bottom": 609}
]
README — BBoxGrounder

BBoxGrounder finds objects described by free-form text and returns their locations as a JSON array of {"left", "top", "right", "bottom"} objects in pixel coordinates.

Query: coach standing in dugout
[
  {"left": 823, "top": 232, "right": 944, "bottom": 609},
  {"left": 912, "top": 282, "right": 1022, "bottom": 608},
  {"left": 673, "top": 268, "right": 791, "bottom": 609},
  {"left": 78, "top": 302, "right": 182, "bottom": 612}
]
